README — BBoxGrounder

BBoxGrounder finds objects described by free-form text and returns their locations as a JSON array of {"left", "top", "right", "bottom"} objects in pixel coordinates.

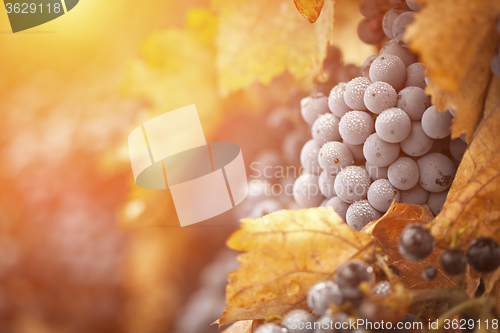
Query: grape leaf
[
  {"left": 213, "top": 0, "right": 334, "bottom": 96},
  {"left": 219, "top": 207, "right": 375, "bottom": 326},
  {"left": 405, "top": 0, "right": 500, "bottom": 141},
  {"left": 293, "top": 0, "right": 325, "bottom": 23},
  {"left": 430, "top": 77, "right": 500, "bottom": 249},
  {"left": 221, "top": 320, "right": 254, "bottom": 333},
  {"left": 123, "top": 9, "right": 224, "bottom": 138},
  {"left": 362, "top": 204, "right": 478, "bottom": 297}
]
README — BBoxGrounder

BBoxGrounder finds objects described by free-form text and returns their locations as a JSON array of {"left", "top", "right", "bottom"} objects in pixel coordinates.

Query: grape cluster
[
  {"left": 254, "top": 260, "right": 377, "bottom": 333},
  {"left": 293, "top": 0, "right": 468, "bottom": 230},
  {"left": 399, "top": 223, "right": 500, "bottom": 278}
]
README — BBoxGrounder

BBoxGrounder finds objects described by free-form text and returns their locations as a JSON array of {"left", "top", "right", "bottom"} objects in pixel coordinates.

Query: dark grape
[
  {"left": 441, "top": 248, "right": 467, "bottom": 275},
  {"left": 335, "top": 260, "right": 374, "bottom": 289},
  {"left": 422, "top": 266, "right": 437, "bottom": 280},
  {"left": 398, "top": 224, "right": 435, "bottom": 261},
  {"left": 466, "top": 237, "right": 500, "bottom": 273}
]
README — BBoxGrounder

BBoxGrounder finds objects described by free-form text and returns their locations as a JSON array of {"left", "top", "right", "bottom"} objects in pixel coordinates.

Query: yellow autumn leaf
[
  {"left": 293, "top": 0, "right": 325, "bottom": 23},
  {"left": 212, "top": 0, "right": 334, "bottom": 96},
  {"left": 405, "top": 0, "right": 500, "bottom": 141},
  {"left": 123, "top": 9, "right": 223, "bottom": 138},
  {"left": 221, "top": 320, "right": 254, "bottom": 333},
  {"left": 219, "top": 207, "right": 375, "bottom": 326}
]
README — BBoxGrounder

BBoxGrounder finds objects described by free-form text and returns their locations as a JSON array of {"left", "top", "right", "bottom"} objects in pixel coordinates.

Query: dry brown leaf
[
  {"left": 362, "top": 204, "right": 458, "bottom": 290},
  {"left": 293, "top": 0, "right": 326, "bottom": 23},
  {"left": 405, "top": 0, "right": 500, "bottom": 141},
  {"left": 221, "top": 320, "right": 254, "bottom": 333},
  {"left": 431, "top": 76, "right": 500, "bottom": 249},
  {"left": 220, "top": 207, "right": 374, "bottom": 326}
]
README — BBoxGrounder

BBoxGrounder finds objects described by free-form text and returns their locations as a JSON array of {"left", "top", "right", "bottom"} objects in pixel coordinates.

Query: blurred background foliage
[{"left": 0, "top": 0, "right": 373, "bottom": 332}]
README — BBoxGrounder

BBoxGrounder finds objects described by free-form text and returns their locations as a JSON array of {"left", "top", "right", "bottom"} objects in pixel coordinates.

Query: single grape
[
  {"left": 300, "top": 139, "right": 322, "bottom": 175},
  {"left": 406, "top": 0, "right": 420, "bottom": 11},
  {"left": 422, "top": 266, "right": 437, "bottom": 280},
  {"left": 367, "top": 179, "right": 400, "bottom": 212},
  {"left": 307, "top": 281, "right": 342, "bottom": 315},
  {"left": 417, "top": 153, "right": 456, "bottom": 192},
  {"left": 344, "top": 77, "right": 371, "bottom": 111},
  {"left": 328, "top": 83, "right": 352, "bottom": 118},
  {"left": 372, "top": 281, "right": 392, "bottom": 298},
  {"left": 466, "top": 237, "right": 500, "bottom": 273},
  {"left": 361, "top": 55, "right": 378, "bottom": 80},
  {"left": 334, "top": 166, "right": 372, "bottom": 203},
  {"left": 358, "top": 18, "right": 386, "bottom": 45},
  {"left": 400, "top": 121, "right": 434, "bottom": 156},
  {"left": 421, "top": 106, "right": 452, "bottom": 139},
  {"left": 441, "top": 248, "right": 467, "bottom": 275},
  {"left": 365, "top": 160, "right": 389, "bottom": 180},
  {"left": 255, "top": 323, "right": 287, "bottom": 333},
  {"left": 369, "top": 55, "right": 407, "bottom": 91},
  {"left": 346, "top": 199, "right": 382, "bottom": 231},
  {"left": 405, "top": 62, "right": 427, "bottom": 89},
  {"left": 359, "top": 0, "right": 387, "bottom": 19},
  {"left": 398, "top": 224, "right": 435, "bottom": 261},
  {"left": 397, "top": 87, "right": 431, "bottom": 120},
  {"left": 388, "top": 157, "right": 419, "bottom": 190},
  {"left": 382, "top": 8, "right": 408, "bottom": 39},
  {"left": 325, "top": 196, "right": 350, "bottom": 221},
  {"left": 427, "top": 190, "right": 448, "bottom": 216},
  {"left": 344, "top": 142, "right": 365, "bottom": 163},
  {"left": 319, "top": 171, "right": 336, "bottom": 199},
  {"left": 392, "top": 11, "right": 414, "bottom": 43},
  {"left": 312, "top": 113, "right": 342, "bottom": 146},
  {"left": 491, "top": 54, "right": 500, "bottom": 77},
  {"left": 282, "top": 310, "right": 315, "bottom": 333},
  {"left": 293, "top": 173, "right": 324, "bottom": 208},
  {"left": 335, "top": 260, "right": 374, "bottom": 288},
  {"left": 399, "top": 183, "right": 429, "bottom": 205},
  {"left": 283, "top": 130, "right": 310, "bottom": 166},
  {"left": 363, "top": 133, "right": 400, "bottom": 167},
  {"left": 301, "top": 94, "right": 330, "bottom": 125},
  {"left": 375, "top": 107, "right": 412, "bottom": 143},
  {"left": 380, "top": 39, "right": 417, "bottom": 67},
  {"left": 449, "top": 138, "right": 467, "bottom": 161},
  {"left": 318, "top": 141, "right": 354, "bottom": 176},
  {"left": 338, "top": 111, "right": 375, "bottom": 145},
  {"left": 364, "top": 81, "right": 398, "bottom": 114}
]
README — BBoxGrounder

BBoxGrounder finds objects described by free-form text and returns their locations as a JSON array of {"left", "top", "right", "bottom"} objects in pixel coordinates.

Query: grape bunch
[
  {"left": 255, "top": 259, "right": 421, "bottom": 333},
  {"left": 293, "top": 0, "right": 469, "bottom": 231},
  {"left": 398, "top": 223, "right": 500, "bottom": 278}
]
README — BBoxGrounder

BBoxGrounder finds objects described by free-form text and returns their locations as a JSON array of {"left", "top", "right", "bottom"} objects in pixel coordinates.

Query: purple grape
[
  {"left": 293, "top": 173, "right": 324, "bottom": 208},
  {"left": 361, "top": 55, "right": 378, "bottom": 80},
  {"left": 392, "top": 11, "right": 414, "bottom": 44},
  {"left": 344, "top": 77, "right": 371, "bottom": 111},
  {"left": 369, "top": 54, "right": 407, "bottom": 91},
  {"left": 312, "top": 113, "right": 341, "bottom": 146},
  {"left": 380, "top": 39, "right": 417, "bottom": 67},
  {"left": 367, "top": 179, "right": 400, "bottom": 212},
  {"left": 319, "top": 170, "right": 336, "bottom": 198},
  {"left": 365, "top": 160, "right": 389, "bottom": 180},
  {"left": 363, "top": 133, "right": 400, "bottom": 167},
  {"left": 427, "top": 190, "right": 448, "bottom": 216},
  {"left": 399, "top": 183, "right": 429, "bottom": 205},
  {"left": 300, "top": 139, "right": 322, "bottom": 174},
  {"left": 382, "top": 8, "right": 408, "bottom": 39},
  {"left": 334, "top": 166, "right": 371, "bottom": 203},
  {"left": 301, "top": 94, "right": 329, "bottom": 125},
  {"left": 338, "top": 111, "right": 375, "bottom": 145},
  {"left": 405, "top": 62, "right": 427, "bottom": 89},
  {"left": 388, "top": 157, "right": 419, "bottom": 190},
  {"left": 421, "top": 106, "right": 452, "bottom": 139},
  {"left": 358, "top": 18, "right": 386, "bottom": 45},
  {"left": 328, "top": 83, "right": 351, "bottom": 118},
  {"left": 325, "top": 196, "right": 350, "bottom": 221},
  {"left": 364, "top": 81, "right": 398, "bottom": 114},
  {"left": 318, "top": 141, "right": 355, "bottom": 176},
  {"left": 375, "top": 107, "right": 412, "bottom": 143},
  {"left": 400, "top": 121, "right": 434, "bottom": 157},
  {"left": 397, "top": 86, "right": 431, "bottom": 120},
  {"left": 346, "top": 200, "right": 382, "bottom": 231},
  {"left": 417, "top": 153, "right": 455, "bottom": 192},
  {"left": 449, "top": 138, "right": 467, "bottom": 161}
]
